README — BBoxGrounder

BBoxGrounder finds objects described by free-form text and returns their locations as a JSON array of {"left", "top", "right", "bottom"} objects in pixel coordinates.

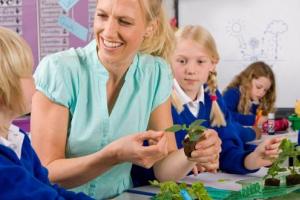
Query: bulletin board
[
  {"left": 0, "top": 0, "right": 97, "bottom": 68},
  {"left": 179, "top": 0, "right": 300, "bottom": 108},
  {"left": 0, "top": 0, "right": 178, "bottom": 69}
]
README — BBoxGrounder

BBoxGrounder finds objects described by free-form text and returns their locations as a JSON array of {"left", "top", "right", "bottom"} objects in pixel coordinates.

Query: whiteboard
[{"left": 179, "top": 0, "right": 300, "bottom": 108}]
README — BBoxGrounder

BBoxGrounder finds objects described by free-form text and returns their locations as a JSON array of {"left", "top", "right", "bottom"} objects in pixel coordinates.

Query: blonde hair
[
  {"left": 138, "top": 0, "right": 175, "bottom": 61},
  {"left": 172, "top": 25, "right": 226, "bottom": 127},
  {"left": 224, "top": 61, "right": 276, "bottom": 115},
  {"left": 0, "top": 27, "right": 33, "bottom": 115}
]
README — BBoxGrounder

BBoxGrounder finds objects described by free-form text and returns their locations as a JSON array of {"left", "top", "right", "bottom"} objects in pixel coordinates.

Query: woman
[{"left": 31, "top": 0, "right": 221, "bottom": 199}]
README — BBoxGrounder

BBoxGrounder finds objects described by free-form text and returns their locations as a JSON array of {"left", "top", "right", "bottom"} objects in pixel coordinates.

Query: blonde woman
[{"left": 31, "top": 0, "right": 220, "bottom": 199}]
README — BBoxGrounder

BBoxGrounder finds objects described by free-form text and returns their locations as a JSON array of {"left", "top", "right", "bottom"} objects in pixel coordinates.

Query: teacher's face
[{"left": 94, "top": 0, "right": 148, "bottom": 67}]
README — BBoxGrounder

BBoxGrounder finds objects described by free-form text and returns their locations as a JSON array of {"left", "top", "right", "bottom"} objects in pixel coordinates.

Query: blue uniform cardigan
[
  {"left": 0, "top": 129, "right": 93, "bottom": 200},
  {"left": 222, "top": 87, "right": 259, "bottom": 126}
]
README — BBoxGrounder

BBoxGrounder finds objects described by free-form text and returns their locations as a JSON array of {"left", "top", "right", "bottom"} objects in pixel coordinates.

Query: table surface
[{"left": 114, "top": 131, "right": 300, "bottom": 200}]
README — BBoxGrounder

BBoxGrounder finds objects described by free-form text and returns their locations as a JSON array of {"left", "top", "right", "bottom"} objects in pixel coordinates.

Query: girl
[
  {"left": 223, "top": 61, "right": 276, "bottom": 128},
  {"left": 170, "top": 25, "right": 282, "bottom": 174},
  {"left": 0, "top": 27, "right": 92, "bottom": 199}
]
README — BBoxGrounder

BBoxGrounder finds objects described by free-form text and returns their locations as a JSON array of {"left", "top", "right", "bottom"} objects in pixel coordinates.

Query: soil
[
  {"left": 286, "top": 174, "right": 300, "bottom": 186},
  {"left": 264, "top": 178, "right": 280, "bottom": 186},
  {"left": 182, "top": 137, "right": 197, "bottom": 157}
]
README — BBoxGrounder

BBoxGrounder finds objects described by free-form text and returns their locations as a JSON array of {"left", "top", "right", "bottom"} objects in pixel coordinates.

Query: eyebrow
[{"left": 95, "top": 8, "right": 135, "bottom": 21}]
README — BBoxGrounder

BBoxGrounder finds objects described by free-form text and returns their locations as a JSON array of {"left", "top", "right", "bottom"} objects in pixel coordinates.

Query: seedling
[
  {"left": 150, "top": 180, "right": 211, "bottom": 200},
  {"left": 264, "top": 139, "right": 300, "bottom": 186},
  {"left": 166, "top": 119, "right": 206, "bottom": 157},
  {"left": 279, "top": 139, "right": 300, "bottom": 186}
]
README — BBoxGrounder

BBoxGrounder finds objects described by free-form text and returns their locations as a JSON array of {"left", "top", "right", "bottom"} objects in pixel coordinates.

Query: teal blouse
[{"left": 34, "top": 40, "right": 173, "bottom": 199}]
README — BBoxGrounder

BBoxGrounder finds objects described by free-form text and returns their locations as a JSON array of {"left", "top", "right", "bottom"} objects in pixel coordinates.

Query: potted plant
[
  {"left": 150, "top": 180, "right": 211, "bottom": 200},
  {"left": 166, "top": 119, "right": 206, "bottom": 157},
  {"left": 264, "top": 162, "right": 285, "bottom": 186},
  {"left": 264, "top": 139, "right": 289, "bottom": 187},
  {"left": 280, "top": 139, "right": 300, "bottom": 186}
]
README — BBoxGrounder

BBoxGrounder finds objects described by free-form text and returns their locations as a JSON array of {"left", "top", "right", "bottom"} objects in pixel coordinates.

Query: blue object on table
[{"left": 180, "top": 189, "right": 192, "bottom": 200}]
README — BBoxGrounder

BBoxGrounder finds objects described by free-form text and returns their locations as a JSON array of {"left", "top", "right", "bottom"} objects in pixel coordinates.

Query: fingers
[
  {"left": 192, "top": 166, "right": 199, "bottom": 176},
  {"left": 138, "top": 130, "right": 164, "bottom": 142},
  {"left": 195, "top": 129, "right": 221, "bottom": 152}
]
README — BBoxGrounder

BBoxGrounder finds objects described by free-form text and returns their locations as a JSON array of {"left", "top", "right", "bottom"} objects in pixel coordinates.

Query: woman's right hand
[{"left": 111, "top": 130, "right": 169, "bottom": 168}]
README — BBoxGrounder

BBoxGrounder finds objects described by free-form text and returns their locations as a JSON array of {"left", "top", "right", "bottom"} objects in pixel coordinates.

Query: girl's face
[
  {"left": 20, "top": 77, "right": 35, "bottom": 115},
  {"left": 94, "top": 0, "right": 150, "bottom": 67},
  {"left": 171, "top": 38, "right": 216, "bottom": 98},
  {"left": 250, "top": 76, "right": 271, "bottom": 102}
]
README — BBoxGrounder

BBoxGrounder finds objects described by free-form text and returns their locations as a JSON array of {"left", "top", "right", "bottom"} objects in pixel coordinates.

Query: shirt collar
[
  {"left": 0, "top": 124, "right": 24, "bottom": 159},
  {"left": 173, "top": 79, "right": 205, "bottom": 105}
]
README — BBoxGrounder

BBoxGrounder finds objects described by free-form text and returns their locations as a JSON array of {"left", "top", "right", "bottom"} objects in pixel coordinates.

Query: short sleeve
[
  {"left": 151, "top": 58, "right": 173, "bottom": 111},
  {"left": 34, "top": 54, "right": 74, "bottom": 108}
]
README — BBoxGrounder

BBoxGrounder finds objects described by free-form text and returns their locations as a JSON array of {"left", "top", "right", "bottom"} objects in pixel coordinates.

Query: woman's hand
[
  {"left": 111, "top": 131, "right": 169, "bottom": 168},
  {"left": 189, "top": 129, "right": 221, "bottom": 173}
]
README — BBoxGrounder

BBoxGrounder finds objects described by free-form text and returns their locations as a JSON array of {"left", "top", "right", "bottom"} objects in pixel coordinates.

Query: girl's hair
[
  {"left": 0, "top": 27, "right": 33, "bottom": 115},
  {"left": 224, "top": 61, "right": 276, "bottom": 115},
  {"left": 138, "top": 0, "right": 175, "bottom": 61},
  {"left": 172, "top": 25, "right": 226, "bottom": 127}
]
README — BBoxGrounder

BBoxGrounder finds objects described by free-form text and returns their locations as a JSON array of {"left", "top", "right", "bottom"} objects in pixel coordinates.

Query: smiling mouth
[{"left": 102, "top": 38, "right": 123, "bottom": 48}]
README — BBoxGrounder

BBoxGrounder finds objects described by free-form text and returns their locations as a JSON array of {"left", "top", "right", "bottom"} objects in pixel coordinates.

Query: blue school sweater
[
  {"left": 172, "top": 89, "right": 257, "bottom": 175},
  {"left": 0, "top": 128, "right": 93, "bottom": 200},
  {"left": 223, "top": 87, "right": 259, "bottom": 126}
]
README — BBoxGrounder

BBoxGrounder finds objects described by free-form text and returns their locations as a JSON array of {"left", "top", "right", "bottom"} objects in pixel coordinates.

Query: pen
[{"left": 180, "top": 189, "right": 192, "bottom": 200}]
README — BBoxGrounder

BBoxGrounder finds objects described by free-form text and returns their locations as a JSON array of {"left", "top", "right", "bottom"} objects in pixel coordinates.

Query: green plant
[
  {"left": 165, "top": 119, "right": 206, "bottom": 142},
  {"left": 150, "top": 180, "right": 211, "bottom": 200},
  {"left": 279, "top": 139, "right": 300, "bottom": 175}
]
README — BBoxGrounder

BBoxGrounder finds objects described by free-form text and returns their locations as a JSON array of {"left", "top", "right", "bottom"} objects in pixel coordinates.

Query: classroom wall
[{"left": 179, "top": 0, "right": 300, "bottom": 108}]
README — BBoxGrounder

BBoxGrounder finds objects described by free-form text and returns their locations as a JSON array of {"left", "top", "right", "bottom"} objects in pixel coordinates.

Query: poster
[{"left": 0, "top": 0, "right": 96, "bottom": 68}]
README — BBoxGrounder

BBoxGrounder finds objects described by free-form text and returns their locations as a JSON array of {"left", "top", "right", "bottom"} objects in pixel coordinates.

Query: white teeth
[{"left": 103, "top": 39, "right": 122, "bottom": 48}]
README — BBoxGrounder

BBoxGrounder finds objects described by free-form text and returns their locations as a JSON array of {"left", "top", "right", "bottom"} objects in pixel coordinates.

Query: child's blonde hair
[
  {"left": 138, "top": 0, "right": 175, "bottom": 61},
  {"left": 224, "top": 61, "right": 276, "bottom": 115},
  {"left": 172, "top": 25, "right": 226, "bottom": 127},
  {"left": 0, "top": 27, "right": 33, "bottom": 115}
]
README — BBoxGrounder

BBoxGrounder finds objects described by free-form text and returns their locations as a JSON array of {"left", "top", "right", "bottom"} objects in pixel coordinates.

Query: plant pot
[
  {"left": 286, "top": 174, "right": 300, "bottom": 186},
  {"left": 264, "top": 178, "right": 280, "bottom": 186},
  {"left": 288, "top": 114, "right": 300, "bottom": 130},
  {"left": 182, "top": 138, "right": 197, "bottom": 158}
]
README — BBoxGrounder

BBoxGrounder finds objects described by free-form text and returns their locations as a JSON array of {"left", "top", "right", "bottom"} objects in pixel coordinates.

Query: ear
[{"left": 144, "top": 20, "right": 157, "bottom": 38}]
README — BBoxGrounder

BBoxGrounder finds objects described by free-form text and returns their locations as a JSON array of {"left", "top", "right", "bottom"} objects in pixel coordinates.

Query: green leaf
[
  {"left": 189, "top": 119, "right": 206, "bottom": 129},
  {"left": 165, "top": 124, "right": 183, "bottom": 132}
]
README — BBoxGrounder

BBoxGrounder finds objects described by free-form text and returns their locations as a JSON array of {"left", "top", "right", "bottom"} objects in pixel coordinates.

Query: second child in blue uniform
[
  {"left": 223, "top": 61, "right": 276, "bottom": 129},
  {"left": 170, "top": 25, "right": 282, "bottom": 174},
  {"left": 0, "top": 27, "right": 93, "bottom": 199}
]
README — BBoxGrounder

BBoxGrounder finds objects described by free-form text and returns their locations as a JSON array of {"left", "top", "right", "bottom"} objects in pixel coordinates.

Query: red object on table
[{"left": 262, "top": 118, "right": 289, "bottom": 133}]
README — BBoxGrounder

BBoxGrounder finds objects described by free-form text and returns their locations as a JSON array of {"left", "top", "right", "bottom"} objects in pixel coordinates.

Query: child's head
[
  {"left": 171, "top": 25, "right": 226, "bottom": 127},
  {"left": 225, "top": 61, "right": 276, "bottom": 114},
  {"left": 171, "top": 25, "right": 219, "bottom": 98},
  {"left": 0, "top": 27, "right": 35, "bottom": 117}
]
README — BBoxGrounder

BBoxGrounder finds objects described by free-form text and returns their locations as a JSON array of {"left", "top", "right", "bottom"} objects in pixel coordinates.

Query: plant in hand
[
  {"left": 150, "top": 180, "right": 211, "bottom": 200},
  {"left": 166, "top": 119, "right": 206, "bottom": 157}
]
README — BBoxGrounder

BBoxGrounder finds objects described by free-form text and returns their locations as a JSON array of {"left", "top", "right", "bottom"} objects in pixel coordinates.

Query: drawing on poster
[{"left": 226, "top": 19, "right": 288, "bottom": 62}]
